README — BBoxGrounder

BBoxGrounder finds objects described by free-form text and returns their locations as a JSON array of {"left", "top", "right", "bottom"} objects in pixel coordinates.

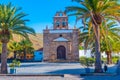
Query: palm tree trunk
[
  {"left": 14, "top": 51, "right": 17, "bottom": 59},
  {"left": 1, "top": 43, "right": 8, "bottom": 74},
  {"left": 106, "top": 51, "right": 112, "bottom": 64},
  {"left": 91, "top": 12, "right": 103, "bottom": 73},
  {"left": 94, "top": 25, "right": 103, "bottom": 73},
  {"left": 23, "top": 49, "right": 26, "bottom": 60}
]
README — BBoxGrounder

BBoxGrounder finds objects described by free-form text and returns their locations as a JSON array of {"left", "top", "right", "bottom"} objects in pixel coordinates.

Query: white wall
[
  {"left": 79, "top": 50, "right": 107, "bottom": 58},
  {"left": 79, "top": 50, "right": 120, "bottom": 58},
  {"left": 79, "top": 50, "right": 91, "bottom": 58}
]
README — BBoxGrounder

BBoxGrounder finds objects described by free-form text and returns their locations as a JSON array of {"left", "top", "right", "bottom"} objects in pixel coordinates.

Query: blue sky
[{"left": 0, "top": 0, "right": 79, "bottom": 33}]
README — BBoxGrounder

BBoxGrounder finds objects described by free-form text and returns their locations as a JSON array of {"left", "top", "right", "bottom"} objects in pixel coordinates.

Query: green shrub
[
  {"left": 101, "top": 56, "right": 119, "bottom": 64},
  {"left": 79, "top": 46, "right": 84, "bottom": 50},
  {"left": 101, "top": 58, "right": 107, "bottom": 63},
  {"left": 9, "top": 59, "right": 21, "bottom": 69},
  {"left": 80, "top": 57, "right": 95, "bottom": 67},
  {"left": 112, "top": 56, "right": 119, "bottom": 64}
]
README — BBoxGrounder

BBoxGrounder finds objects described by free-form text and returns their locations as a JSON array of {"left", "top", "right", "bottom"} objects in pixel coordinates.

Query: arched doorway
[{"left": 57, "top": 46, "right": 66, "bottom": 60}]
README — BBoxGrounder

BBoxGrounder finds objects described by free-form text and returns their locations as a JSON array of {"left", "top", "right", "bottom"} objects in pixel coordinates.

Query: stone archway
[{"left": 57, "top": 45, "right": 66, "bottom": 60}]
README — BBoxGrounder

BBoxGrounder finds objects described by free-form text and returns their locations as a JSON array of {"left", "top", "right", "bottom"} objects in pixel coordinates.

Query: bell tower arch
[{"left": 53, "top": 11, "right": 68, "bottom": 29}]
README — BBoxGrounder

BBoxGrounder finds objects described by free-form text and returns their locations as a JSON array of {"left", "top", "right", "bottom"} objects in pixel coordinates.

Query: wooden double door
[{"left": 57, "top": 46, "right": 66, "bottom": 60}]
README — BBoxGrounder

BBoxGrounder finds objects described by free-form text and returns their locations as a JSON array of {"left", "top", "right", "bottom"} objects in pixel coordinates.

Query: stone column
[
  {"left": 43, "top": 30, "right": 49, "bottom": 61},
  {"left": 72, "top": 29, "right": 79, "bottom": 61}
]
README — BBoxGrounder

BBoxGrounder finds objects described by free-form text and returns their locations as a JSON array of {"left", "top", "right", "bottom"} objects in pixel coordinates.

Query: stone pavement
[
  {"left": 12, "top": 63, "right": 86, "bottom": 74},
  {"left": 0, "top": 74, "right": 120, "bottom": 80},
  {"left": 0, "top": 62, "right": 119, "bottom": 80},
  {"left": 9, "top": 62, "right": 116, "bottom": 74},
  {"left": 0, "top": 76, "right": 76, "bottom": 80}
]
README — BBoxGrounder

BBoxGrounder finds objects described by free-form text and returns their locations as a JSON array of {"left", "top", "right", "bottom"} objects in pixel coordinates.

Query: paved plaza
[
  {"left": 11, "top": 62, "right": 116, "bottom": 74},
  {"left": 15, "top": 62, "right": 86, "bottom": 74},
  {"left": 0, "top": 62, "right": 119, "bottom": 80},
  {"left": 0, "top": 74, "right": 120, "bottom": 80}
]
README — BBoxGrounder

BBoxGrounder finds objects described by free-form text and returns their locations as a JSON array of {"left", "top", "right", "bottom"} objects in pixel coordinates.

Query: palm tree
[
  {"left": 66, "top": 0, "right": 120, "bottom": 72},
  {"left": 0, "top": 3, "right": 35, "bottom": 74},
  {"left": 80, "top": 21, "right": 120, "bottom": 64},
  {"left": 79, "top": 22, "right": 95, "bottom": 50},
  {"left": 8, "top": 41, "right": 21, "bottom": 59},
  {"left": 100, "top": 21, "right": 120, "bottom": 64},
  {"left": 112, "top": 41, "right": 120, "bottom": 54},
  {"left": 19, "top": 39, "right": 34, "bottom": 60}
]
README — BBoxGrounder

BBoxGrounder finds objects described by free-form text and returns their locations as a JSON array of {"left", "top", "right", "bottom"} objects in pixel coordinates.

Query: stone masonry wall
[{"left": 43, "top": 29, "right": 79, "bottom": 62}]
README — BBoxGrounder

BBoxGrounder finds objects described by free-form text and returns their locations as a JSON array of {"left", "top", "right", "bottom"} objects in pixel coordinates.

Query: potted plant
[
  {"left": 80, "top": 57, "right": 95, "bottom": 73},
  {"left": 9, "top": 59, "right": 21, "bottom": 74}
]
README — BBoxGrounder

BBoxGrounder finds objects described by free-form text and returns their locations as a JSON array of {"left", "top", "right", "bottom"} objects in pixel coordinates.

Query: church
[{"left": 43, "top": 11, "right": 79, "bottom": 62}]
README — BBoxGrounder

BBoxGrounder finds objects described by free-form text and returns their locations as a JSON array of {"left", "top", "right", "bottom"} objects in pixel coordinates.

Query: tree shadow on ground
[
  {"left": 45, "top": 68, "right": 92, "bottom": 74},
  {"left": 43, "top": 65, "right": 118, "bottom": 80},
  {"left": 44, "top": 64, "right": 117, "bottom": 74}
]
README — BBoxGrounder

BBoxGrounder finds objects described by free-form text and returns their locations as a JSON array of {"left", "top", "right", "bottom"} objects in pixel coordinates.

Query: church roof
[
  {"left": 50, "top": 30, "right": 73, "bottom": 33},
  {"left": 53, "top": 37, "right": 69, "bottom": 42}
]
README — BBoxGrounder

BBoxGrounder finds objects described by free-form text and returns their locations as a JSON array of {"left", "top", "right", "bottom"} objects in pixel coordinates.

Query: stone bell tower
[
  {"left": 43, "top": 11, "right": 79, "bottom": 62},
  {"left": 53, "top": 11, "right": 68, "bottom": 29}
]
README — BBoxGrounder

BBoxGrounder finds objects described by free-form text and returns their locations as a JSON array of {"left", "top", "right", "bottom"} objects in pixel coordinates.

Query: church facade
[{"left": 43, "top": 11, "right": 79, "bottom": 62}]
